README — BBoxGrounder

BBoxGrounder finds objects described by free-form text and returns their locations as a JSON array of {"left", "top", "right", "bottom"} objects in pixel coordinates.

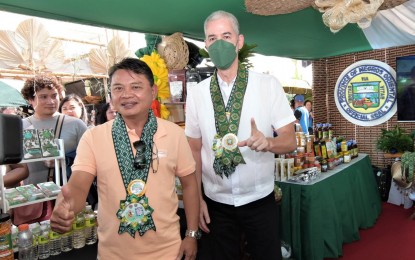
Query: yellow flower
[
  {"left": 141, "top": 51, "right": 171, "bottom": 119},
  {"left": 160, "top": 104, "right": 170, "bottom": 119},
  {"left": 141, "top": 51, "right": 170, "bottom": 100}
]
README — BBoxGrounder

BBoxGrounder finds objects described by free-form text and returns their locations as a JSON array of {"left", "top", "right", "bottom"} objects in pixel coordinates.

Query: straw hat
[
  {"left": 391, "top": 161, "right": 412, "bottom": 189},
  {"left": 157, "top": 32, "right": 189, "bottom": 70}
]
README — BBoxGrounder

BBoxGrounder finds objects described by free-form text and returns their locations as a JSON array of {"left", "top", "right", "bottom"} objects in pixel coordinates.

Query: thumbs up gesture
[
  {"left": 238, "top": 118, "right": 269, "bottom": 152},
  {"left": 50, "top": 185, "right": 75, "bottom": 233}
]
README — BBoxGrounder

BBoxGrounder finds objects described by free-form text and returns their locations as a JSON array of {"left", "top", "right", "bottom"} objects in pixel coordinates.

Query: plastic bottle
[
  {"left": 60, "top": 229, "right": 73, "bottom": 252},
  {"left": 18, "top": 224, "right": 34, "bottom": 260},
  {"left": 37, "top": 224, "right": 50, "bottom": 259},
  {"left": 29, "top": 222, "right": 40, "bottom": 260},
  {"left": 84, "top": 205, "right": 97, "bottom": 245},
  {"left": 72, "top": 211, "right": 86, "bottom": 249},
  {"left": 11, "top": 225, "right": 18, "bottom": 252},
  {"left": 48, "top": 230, "right": 61, "bottom": 256}
]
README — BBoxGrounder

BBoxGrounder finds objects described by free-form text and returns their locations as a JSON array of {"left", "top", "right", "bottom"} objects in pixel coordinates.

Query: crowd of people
[
  {"left": 292, "top": 94, "right": 314, "bottom": 134},
  {"left": 1, "top": 9, "right": 310, "bottom": 260}
]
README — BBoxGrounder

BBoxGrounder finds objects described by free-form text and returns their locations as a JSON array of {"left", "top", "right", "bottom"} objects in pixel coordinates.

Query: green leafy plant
[
  {"left": 199, "top": 43, "right": 258, "bottom": 69},
  {"left": 376, "top": 126, "right": 414, "bottom": 153}
]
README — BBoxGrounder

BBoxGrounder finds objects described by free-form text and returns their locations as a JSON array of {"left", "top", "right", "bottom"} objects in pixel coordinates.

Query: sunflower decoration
[{"left": 141, "top": 51, "right": 170, "bottom": 119}]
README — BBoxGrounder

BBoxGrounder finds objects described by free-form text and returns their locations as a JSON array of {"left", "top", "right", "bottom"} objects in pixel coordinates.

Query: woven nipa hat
[{"left": 157, "top": 32, "right": 189, "bottom": 70}]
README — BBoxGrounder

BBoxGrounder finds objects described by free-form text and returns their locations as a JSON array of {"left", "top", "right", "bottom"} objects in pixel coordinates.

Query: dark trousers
[{"left": 198, "top": 192, "right": 282, "bottom": 260}]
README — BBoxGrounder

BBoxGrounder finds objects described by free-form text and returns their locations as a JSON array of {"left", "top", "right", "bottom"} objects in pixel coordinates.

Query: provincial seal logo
[{"left": 334, "top": 60, "right": 397, "bottom": 126}]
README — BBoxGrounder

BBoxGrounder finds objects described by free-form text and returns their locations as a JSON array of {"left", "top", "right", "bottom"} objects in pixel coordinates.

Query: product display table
[{"left": 278, "top": 154, "right": 381, "bottom": 260}]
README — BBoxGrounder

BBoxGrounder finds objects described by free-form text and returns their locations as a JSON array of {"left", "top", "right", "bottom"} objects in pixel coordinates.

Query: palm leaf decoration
[
  {"left": 199, "top": 43, "right": 257, "bottom": 69},
  {"left": 89, "top": 35, "right": 134, "bottom": 75},
  {"left": 0, "top": 18, "right": 65, "bottom": 71}
]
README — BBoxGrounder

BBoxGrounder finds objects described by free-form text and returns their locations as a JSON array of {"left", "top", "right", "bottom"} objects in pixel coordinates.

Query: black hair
[
  {"left": 108, "top": 58, "right": 154, "bottom": 86},
  {"left": 58, "top": 93, "right": 88, "bottom": 124},
  {"left": 95, "top": 103, "right": 111, "bottom": 125}
]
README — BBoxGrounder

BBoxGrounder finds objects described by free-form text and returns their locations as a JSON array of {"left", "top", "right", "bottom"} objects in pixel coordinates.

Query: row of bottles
[
  {"left": 314, "top": 123, "right": 334, "bottom": 141},
  {"left": 15, "top": 205, "right": 97, "bottom": 260}
]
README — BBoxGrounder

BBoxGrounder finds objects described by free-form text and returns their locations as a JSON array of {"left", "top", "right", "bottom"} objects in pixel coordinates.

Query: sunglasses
[
  {"left": 133, "top": 140, "right": 159, "bottom": 174},
  {"left": 133, "top": 140, "right": 146, "bottom": 169}
]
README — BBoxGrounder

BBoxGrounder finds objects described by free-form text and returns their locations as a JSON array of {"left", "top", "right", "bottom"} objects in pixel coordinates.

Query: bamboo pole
[
  {"left": 0, "top": 68, "right": 107, "bottom": 79},
  {"left": 50, "top": 36, "right": 106, "bottom": 47}
]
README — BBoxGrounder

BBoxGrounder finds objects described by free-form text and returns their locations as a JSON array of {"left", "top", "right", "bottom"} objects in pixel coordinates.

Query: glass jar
[
  {"left": 341, "top": 141, "right": 348, "bottom": 152},
  {"left": 321, "top": 159, "right": 328, "bottom": 172},
  {"left": 306, "top": 135, "right": 314, "bottom": 154},
  {"left": 314, "top": 160, "right": 321, "bottom": 173},
  {"left": 299, "top": 133, "right": 306, "bottom": 147},
  {"left": 344, "top": 151, "right": 351, "bottom": 163},
  {"left": 0, "top": 213, "right": 14, "bottom": 260}
]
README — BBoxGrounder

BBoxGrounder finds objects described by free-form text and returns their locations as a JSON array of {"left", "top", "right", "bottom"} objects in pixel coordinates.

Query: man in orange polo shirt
[{"left": 51, "top": 58, "right": 200, "bottom": 259}]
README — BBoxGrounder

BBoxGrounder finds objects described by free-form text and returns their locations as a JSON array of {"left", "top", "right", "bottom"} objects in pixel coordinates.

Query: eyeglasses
[
  {"left": 151, "top": 142, "right": 159, "bottom": 174},
  {"left": 133, "top": 140, "right": 159, "bottom": 174}
]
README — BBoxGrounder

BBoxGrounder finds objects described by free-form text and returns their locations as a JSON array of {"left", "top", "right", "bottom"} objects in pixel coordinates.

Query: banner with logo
[{"left": 334, "top": 60, "right": 397, "bottom": 126}]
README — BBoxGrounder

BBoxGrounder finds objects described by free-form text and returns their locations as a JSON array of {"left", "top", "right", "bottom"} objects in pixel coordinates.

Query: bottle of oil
[
  {"left": 322, "top": 123, "right": 329, "bottom": 140},
  {"left": 317, "top": 123, "right": 323, "bottom": 141},
  {"left": 328, "top": 124, "right": 333, "bottom": 140}
]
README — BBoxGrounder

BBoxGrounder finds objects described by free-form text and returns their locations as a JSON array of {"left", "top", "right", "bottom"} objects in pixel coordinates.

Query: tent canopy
[
  {"left": 0, "top": 0, "right": 414, "bottom": 60},
  {"left": 0, "top": 81, "right": 27, "bottom": 107}
]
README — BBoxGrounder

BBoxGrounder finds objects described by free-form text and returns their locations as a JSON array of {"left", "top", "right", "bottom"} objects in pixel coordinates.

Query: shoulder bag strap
[
  {"left": 48, "top": 114, "right": 65, "bottom": 181},
  {"left": 54, "top": 114, "right": 65, "bottom": 139}
]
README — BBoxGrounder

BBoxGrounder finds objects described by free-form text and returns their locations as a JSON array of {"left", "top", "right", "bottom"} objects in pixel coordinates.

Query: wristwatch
[{"left": 185, "top": 229, "right": 202, "bottom": 239}]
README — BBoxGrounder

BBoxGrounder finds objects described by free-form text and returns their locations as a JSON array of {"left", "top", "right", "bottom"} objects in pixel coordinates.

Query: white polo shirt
[{"left": 185, "top": 70, "right": 295, "bottom": 206}]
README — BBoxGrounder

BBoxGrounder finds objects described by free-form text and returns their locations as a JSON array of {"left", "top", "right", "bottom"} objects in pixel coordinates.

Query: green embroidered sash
[
  {"left": 210, "top": 63, "right": 248, "bottom": 178},
  {"left": 112, "top": 110, "right": 158, "bottom": 238}
]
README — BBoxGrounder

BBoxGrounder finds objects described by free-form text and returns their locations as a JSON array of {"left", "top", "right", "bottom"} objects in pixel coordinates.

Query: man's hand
[
  {"left": 176, "top": 237, "right": 197, "bottom": 260},
  {"left": 50, "top": 185, "right": 75, "bottom": 233},
  {"left": 238, "top": 118, "right": 269, "bottom": 152},
  {"left": 199, "top": 199, "right": 210, "bottom": 233}
]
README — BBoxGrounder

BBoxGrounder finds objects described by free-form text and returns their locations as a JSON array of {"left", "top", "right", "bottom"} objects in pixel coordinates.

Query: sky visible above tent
[{"left": 0, "top": 0, "right": 414, "bottom": 60}]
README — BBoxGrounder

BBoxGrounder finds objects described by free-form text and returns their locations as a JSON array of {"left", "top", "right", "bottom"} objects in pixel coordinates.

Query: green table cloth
[{"left": 278, "top": 154, "right": 381, "bottom": 260}]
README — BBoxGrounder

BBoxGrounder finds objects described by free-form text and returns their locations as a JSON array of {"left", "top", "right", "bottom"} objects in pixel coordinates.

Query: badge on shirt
[
  {"left": 116, "top": 195, "right": 155, "bottom": 237},
  {"left": 127, "top": 179, "right": 146, "bottom": 197},
  {"left": 222, "top": 133, "right": 238, "bottom": 151}
]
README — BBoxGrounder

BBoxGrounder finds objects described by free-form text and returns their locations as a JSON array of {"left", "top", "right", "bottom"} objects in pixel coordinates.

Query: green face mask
[{"left": 208, "top": 40, "right": 237, "bottom": 70}]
